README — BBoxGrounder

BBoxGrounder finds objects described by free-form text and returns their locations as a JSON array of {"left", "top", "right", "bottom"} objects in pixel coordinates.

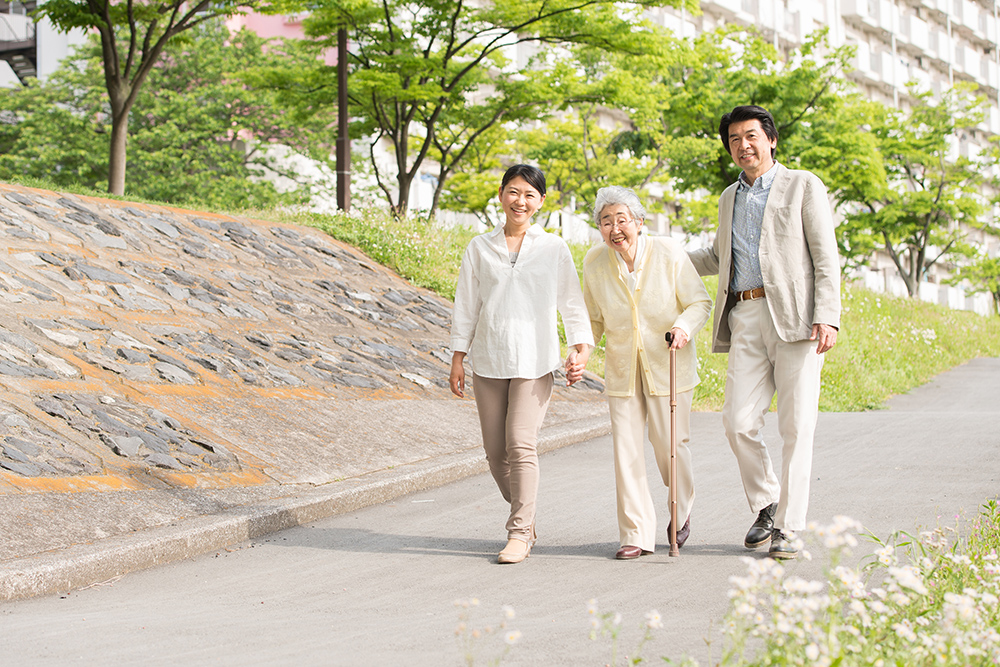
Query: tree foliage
[
  {"left": 947, "top": 253, "right": 1000, "bottom": 315},
  {"left": 0, "top": 22, "right": 334, "bottom": 210},
  {"left": 34, "top": 0, "right": 256, "bottom": 195},
  {"left": 456, "top": 27, "right": 859, "bottom": 233},
  {"left": 259, "top": 0, "right": 697, "bottom": 217},
  {"left": 835, "top": 84, "right": 987, "bottom": 297}
]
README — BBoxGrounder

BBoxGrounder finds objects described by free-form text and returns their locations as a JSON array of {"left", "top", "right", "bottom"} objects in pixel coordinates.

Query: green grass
[
  {"left": 4, "top": 174, "right": 187, "bottom": 209},
  {"left": 249, "top": 208, "right": 477, "bottom": 302},
  {"left": 818, "top": 287, "right": 1000, "bottom": 410}
]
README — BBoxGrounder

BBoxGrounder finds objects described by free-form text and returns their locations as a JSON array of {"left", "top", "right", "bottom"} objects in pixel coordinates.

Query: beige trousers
[
  {"left": 473, "top": 373, "right": 553, "bottom": 541},
  {"left": 723, "top": 298, "right": 824, "bottom": 531},
  {"left": 607, "top": 362, "right": 694, "bottom": 552}
]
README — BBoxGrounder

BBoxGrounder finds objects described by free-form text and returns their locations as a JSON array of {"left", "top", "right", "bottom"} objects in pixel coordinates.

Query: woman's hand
[
  {"left": 449, "top": 352, "right": 467, "bottom": 397},
  {"left": 668, "top": 327, "right": 689, "bottom": 350},
  {"left": 565, "top": 345, "right": 591, "bottom": 386}
]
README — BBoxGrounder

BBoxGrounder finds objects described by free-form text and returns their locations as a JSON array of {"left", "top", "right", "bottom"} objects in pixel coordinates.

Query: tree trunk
[
  {"left": 394, "top": 171, "right": 412, "bottom": 218},
  {"left": 883, "top": 233, "right": 918, "bottom": 297},
  {"left": 107, "top": 110, "right": 129, "bottom": 196}
]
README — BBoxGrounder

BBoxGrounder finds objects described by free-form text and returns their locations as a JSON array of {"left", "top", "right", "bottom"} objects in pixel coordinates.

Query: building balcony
[
  {"left": 0, "top": 12, "right": 35, "bottom": 83},
  {"left": 898, "top": 13, "right": 930, "bottom": 53}
]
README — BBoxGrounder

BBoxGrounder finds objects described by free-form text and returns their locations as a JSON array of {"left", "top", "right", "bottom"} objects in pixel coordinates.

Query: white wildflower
[
  {"left": 888, "top": 565, "right": 930, "bottom": 595},
  {"left": 783, "top": 576, "right": 824, "bottom": 595},
  {"left": 876, "top": 544, "right": 895, "bottom": 566},
  {"left": 893, "top": 620, "right": 918, "bottom": 642},
  {"left": 645, "top": 609, "right": 663, "bottom": 629}
]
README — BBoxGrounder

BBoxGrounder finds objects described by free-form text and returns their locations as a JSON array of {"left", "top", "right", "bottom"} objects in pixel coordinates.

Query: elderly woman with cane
[
  {"left": 581, "top": 186, "right": 711, "bottom": 559},
  {"left": 450, "top": 164, "right": 593, "bottom": 565}
]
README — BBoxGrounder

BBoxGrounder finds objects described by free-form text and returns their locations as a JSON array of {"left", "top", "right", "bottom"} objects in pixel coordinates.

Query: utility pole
[{"left": 337, "top": 27, "right": 350, "bottom": 212}]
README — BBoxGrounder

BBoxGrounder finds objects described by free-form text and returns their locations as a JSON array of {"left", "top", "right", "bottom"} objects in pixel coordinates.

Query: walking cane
[{"left": 665, "top": 331, "right": 679, "bottom": 557}]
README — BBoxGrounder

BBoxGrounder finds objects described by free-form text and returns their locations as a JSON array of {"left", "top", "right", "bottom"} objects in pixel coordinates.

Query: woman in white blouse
[
  {"left": 582, "top": 186, "right": 711, "bottom": 560},
  {"left": 450, "top": 164, "right": 594, "bottom": 565}
]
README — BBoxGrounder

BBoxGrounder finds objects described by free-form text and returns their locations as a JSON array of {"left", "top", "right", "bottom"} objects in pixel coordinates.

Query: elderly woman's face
[{"left": 598, "top": 203, "right": 642, "bottom": 258}]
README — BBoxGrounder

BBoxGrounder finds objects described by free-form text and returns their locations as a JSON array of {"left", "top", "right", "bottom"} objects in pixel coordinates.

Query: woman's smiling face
[
  {"left": 499, "top": 176, "right": 545, "bottom": 226},
  {"left": 598, "top": 203, "right": 642, "bottom": 259}
]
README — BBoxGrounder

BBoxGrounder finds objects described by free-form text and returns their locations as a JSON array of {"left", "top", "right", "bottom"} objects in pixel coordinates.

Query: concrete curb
[{"left": 0, "top": 414, "right": 610, "bottom": 601}]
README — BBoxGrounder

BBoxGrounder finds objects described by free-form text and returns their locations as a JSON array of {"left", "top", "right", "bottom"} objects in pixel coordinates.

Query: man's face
[{"left": 727, "top": 118, "right": 777, "bottom": 181}]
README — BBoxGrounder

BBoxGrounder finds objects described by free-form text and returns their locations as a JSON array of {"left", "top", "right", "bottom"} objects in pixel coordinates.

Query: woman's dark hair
[
  {"left": 719, "top": 105, "right": 778, "bottom": 158},
  {"left": 500, "top": 164, "right": 546, "bottom": 196}
]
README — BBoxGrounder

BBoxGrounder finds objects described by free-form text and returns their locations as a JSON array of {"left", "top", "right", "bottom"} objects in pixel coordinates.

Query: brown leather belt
[{"left": 736, "top": 287, "right": 765, "bottom": 301}]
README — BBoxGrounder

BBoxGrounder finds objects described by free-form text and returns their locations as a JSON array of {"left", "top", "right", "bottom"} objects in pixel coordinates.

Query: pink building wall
[{"left": 227, "top": 13, "right": 337, "bottom": 65}]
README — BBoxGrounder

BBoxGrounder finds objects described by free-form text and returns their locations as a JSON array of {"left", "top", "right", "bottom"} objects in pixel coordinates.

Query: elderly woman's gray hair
[{"left": 593, "top": 186, "right": 646, "bottom": 226}]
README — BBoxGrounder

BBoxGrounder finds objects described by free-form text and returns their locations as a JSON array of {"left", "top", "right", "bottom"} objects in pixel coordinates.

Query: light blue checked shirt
[{"left": 730, "top": 162, "right": 779, "bottom": 292}]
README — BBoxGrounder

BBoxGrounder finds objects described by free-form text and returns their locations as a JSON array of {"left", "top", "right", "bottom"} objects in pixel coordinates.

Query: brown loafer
[
  {"left": 615, "top": 545, "right": 644, "bottom": 560},
  {"left": 498, "top": 538, "right": 531, "bottom": 564}
]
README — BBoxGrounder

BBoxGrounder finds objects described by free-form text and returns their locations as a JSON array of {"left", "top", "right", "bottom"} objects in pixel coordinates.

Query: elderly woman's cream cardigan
[{"left": 582, "top": 237, "right": 712, "bottom": 398}]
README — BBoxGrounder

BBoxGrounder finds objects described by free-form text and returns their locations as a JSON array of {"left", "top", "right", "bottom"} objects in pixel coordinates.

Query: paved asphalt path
[{"left": 1, "top": 359, "right": 997, "bottom": 666}]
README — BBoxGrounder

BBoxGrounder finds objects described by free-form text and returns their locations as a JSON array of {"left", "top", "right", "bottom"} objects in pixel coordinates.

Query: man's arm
[
  {"left": 802, "top": 174, "right": 841, "bottom": 352},
  {"left": 687, "top": 245, "right": 720, "bottom": 278}
]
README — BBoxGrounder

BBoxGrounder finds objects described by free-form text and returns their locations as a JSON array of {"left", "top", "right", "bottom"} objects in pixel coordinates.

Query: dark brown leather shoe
[
  {"left": 615, "top": 545, "right": 643, "bottom": 560},
  {"left": 767, "top": 529, "right": 798, "bottom": 560},
  {"left": 667, "top": 517, "right": 691, "bottom": 549},
  {"left": 745, "top": 503, "right": 777, "bottom": 549}
]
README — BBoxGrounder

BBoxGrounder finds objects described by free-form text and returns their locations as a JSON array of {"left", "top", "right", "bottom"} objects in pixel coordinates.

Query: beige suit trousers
[
  {"left": 473, "top": 373, "right": 553, "bottom": 541},
  {"left": 607, "top": 363, "right": 694, "bottom": 552},
  {"left": 723, "top": 299, "right": 824, "bottom": 531}
]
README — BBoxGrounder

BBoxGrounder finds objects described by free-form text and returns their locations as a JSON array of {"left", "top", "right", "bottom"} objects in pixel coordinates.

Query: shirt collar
[
  {"left": 737, "top": 161, "right": 779, "bottom": 191},
  {"left": 489, "top": 221, "right": 545, "bottom": 254},
  {"left": 492, "top": 222, "right": 544, "bottom": 237}
]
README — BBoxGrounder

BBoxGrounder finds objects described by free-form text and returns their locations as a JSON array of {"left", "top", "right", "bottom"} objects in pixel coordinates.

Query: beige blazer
[
  {"left": 688, "top": 164, "right": 841, "bottom": 353},
  {"left": 583, "top": 237, "right": 711, "bottom": 397}
]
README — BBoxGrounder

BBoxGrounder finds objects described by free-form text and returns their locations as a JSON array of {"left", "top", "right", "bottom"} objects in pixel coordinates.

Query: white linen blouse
[{"left": 450, "top": 223, "right": 594, "bottom": 379}]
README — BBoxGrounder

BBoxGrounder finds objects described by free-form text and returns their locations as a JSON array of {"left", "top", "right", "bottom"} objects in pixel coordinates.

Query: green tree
[
  {"left": 948, "top": 252, "right": 1000, "bottom": 315},
  {"left": 836, "top": 84, "right": 987, "bottom": 297},
  {"left": 34, "top": 0, "right": 256, "bottom": 196},
  {"left": 0, "top": 22, "right": 333, "bottom": 209},
  {"left": 796, "top": 93, "right": 888, "bottom": 275},
  {"left": 262, "top": 0, "right": 697, "bottom": 218},
  {"left": 435, "top": 124, "right": 508, "bottom": 225}
]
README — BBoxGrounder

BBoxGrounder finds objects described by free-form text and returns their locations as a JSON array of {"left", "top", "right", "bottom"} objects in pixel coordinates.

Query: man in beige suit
[{"left": 688, "top": 105, "right": 841, "bottom": 559}]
